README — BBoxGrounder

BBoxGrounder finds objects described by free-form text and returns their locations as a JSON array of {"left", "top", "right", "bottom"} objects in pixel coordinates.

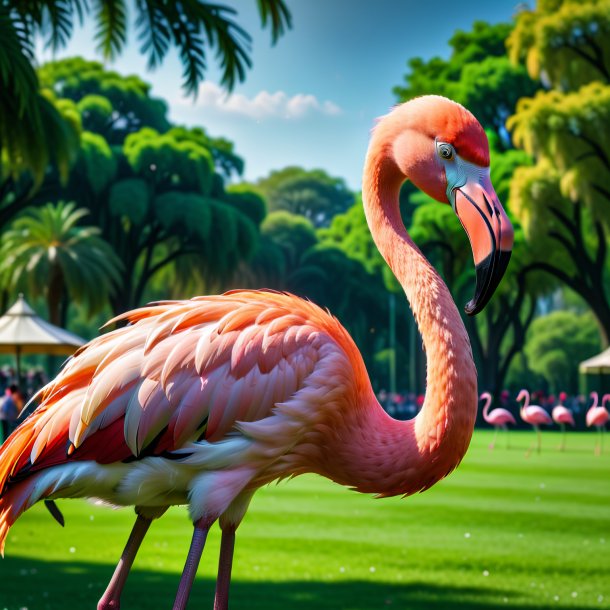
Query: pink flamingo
[
  {"left": 517, "top": 389, "right": 552, "bottom": 454},
  {"left": 551, "top": 392, "right": 575, "bottom": 451},
  {"left": 0, "top": 96, "right": 513, "bottom": 610},
  {"left": 480, "top": 392, "right": 515, "bottom": 449},
  {"left": 586, "top": 392, "right": 609, "bottom": 455}
]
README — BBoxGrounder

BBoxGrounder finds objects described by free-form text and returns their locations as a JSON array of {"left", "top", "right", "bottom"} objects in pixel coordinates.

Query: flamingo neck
[
  {"left": 589, "top": 392, "right": 599, "bottom": 412},
  {"left": 518, "top": 390, "right": 530, "bottom": 418},
  {"left": 482, "top": 395, "right": 492, "bottom": 420},
  {"left": 335, "top": 141, "right": 478, "bottom": 496}
]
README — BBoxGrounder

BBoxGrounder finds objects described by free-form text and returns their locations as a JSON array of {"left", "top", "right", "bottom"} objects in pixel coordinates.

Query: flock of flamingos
[{"left": 480, "top": 390, "right": 609, "bottom": 454}]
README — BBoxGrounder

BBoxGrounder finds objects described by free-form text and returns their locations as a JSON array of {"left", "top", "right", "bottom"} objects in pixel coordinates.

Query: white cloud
[{"left": 187, "top": 82, "right": 342, "bottom": 120}]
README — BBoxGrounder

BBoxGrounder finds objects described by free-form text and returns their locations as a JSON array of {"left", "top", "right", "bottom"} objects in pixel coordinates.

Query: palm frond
[
  {"left": 93, "top": 0, "right": 128, "bottom": 60},
  {"left": 256, "top": 0, "right": 292, "bottom": 44}
]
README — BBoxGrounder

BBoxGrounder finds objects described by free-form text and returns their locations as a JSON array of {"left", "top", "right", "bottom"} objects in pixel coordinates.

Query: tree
[
  {"left": 507, "top": 0, "right": 610, "bottom": 346},
  {"left": 394, "top": 21, "right": 539, "bottom": 145},
  {"left": 0, "top": 202, "right": 122, "bottom": 326},
  {"left": 0, "top": 0, "right": 291, "bottom": 179},
  {"left": 31, "top": 60, "right": 262, "bottom": 313},
  {"left": 255, "top": 167, "right": 355, "bottom": 228},
  {"left": 524, "top": 310, "right": 601, "bottom": 394},
  {"left": 39, "top": 57, "right": 170, "bottom": 144}
]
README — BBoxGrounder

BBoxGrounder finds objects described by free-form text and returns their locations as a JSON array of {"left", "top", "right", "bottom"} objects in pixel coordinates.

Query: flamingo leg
[
  {"left": 214, "top": 525, "right": 236, "bottom": 610},
  {"left": 535, "top": 425, "right": 542, "bottom": 454},
  {"left": 490, "top": 426, "right": 498, "bottom": 450},
  {"left": 504, "top": 425, "right": 510, "bottom": 449},
  {"left": 559, "top": 423, "right": 566, "bottom": 451},
  {"left": 173, "top": 517, "right": 215, "bottom": 610},
  {"left": 97, "top": 513, "right": 153, "bottom": 610}
]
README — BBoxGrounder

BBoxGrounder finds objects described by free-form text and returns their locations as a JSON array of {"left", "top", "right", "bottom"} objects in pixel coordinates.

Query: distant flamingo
[
  {"left": 586, "top": 392, "right": 609, "bottom": 455},
  {"left": 0, "top": 96, "right": 513, "bottom": 610},
  {"left": 551, "top": 392, "right": 575, "bottom": 451},
  {"left": 480, "top": 392, "right": 515, "bottom": 449},
  {"left": 518, "top": 389, "right": 552, "bottom": 454}
]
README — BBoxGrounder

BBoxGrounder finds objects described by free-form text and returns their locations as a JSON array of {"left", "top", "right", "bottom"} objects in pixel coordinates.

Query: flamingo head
[
  {"left": 479, "top": 392, "right": 492, "bottom": 402},
  {"left": 603, "top": 394, "right": 610, "bottom": 408},
  {"left": 559, "top": 391, "right": 567, "bottom": 402},
  {"left": 516, "top": 389, "right": 529, "bottom": 404},
  {"left": 590, "top": 391, "right": 599, "bottom": 407},
  {"left": 384, "top": 96, "right": 514, "bottom": 315}
]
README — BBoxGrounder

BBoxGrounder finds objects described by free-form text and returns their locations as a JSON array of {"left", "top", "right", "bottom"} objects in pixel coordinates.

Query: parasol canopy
[
  {"left": 0, "top": 294, "right": 85, "bottom": 382},
  {"left": 579, "top": 347, "right": 610, "bottom": 375}
]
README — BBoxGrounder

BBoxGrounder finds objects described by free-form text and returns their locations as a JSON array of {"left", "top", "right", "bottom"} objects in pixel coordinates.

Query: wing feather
[{"left": 5, "top": 291, "right": 358, "bottom": 483}]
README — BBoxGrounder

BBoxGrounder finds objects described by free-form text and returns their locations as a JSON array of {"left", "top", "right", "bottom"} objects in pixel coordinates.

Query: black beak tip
[
  {"left": 464, "top": 250, "right": 512, "bottom": 317},
  {"left": 464, "top": 299, "right": 483, "bottom": 316}
]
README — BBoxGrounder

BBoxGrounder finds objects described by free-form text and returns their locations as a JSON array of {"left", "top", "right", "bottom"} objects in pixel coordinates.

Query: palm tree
[
  {"left": 0, "top": 1, "right": 291, "bottom": 181},
  {"left": 0, "top": 201, "right": 123, "bottom": 326}
]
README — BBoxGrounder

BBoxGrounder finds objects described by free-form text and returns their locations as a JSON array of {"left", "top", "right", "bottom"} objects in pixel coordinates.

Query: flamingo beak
[{"left": 453, "top": 175, "right": 513, "bottom": 315}]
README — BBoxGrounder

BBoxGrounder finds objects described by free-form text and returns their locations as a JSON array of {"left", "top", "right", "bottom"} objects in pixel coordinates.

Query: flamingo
[
  {"left": 551, "top": 392, "right": 574, "bottom": 451},
  {"left": 480, "top": 391, "right": 516, "bottom": 449},
  {"left": 0, "top": 96, "right": 513, "bottom": 610},
  {"left": 517, "top": 389, "right": 552, "bottom": 455},
  {"left": 586, "top": 392, "right": 609, "bottom": 455}
]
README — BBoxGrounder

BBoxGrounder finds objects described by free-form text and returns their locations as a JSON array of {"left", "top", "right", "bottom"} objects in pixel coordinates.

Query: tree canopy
[
  {"left": 508, "top": 0, "right": 610, "bottom": 346},
  {"left": 0, "top": 0, "right": 291, "bottom": 182},
  {"left": 255, "top": 167, "right": 355, "bottom": 228},
  {"left": 394, "top": 20, "right": 539, "bottom": 145}
]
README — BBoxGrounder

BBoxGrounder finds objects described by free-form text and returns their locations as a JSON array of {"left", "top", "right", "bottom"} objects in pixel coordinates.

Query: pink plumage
[
  {"left": 481, "top": 392, "right": 516, "bottom": 426},
  {"left": 518, "top": 390, "right": 552, "bottom": 426},
  {"left": 0, "top": 96, "right": 515, "bottom": 610},
  {"left": 517, "top": 389, "right": 552, "bottom": 455},
  {"left": 551, "top": 405, "right": 575, "bottom": 427},
  {"left": 480, "top": 392, "right": 515, "bottom": 450},
  {"left": 586, "top": 392, "right": 609, "bottom": 428}
]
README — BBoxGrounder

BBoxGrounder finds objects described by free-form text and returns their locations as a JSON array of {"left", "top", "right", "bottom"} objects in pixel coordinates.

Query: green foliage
[
  {"left": 255, "top": 167, "right": 355, "bottom": 228},
  {"left": 508, "top": 0, "right": 610, "bottom": 346},
  {"left": 394, "top": 21, "right": 538, "bottom": 143},
  {"left": 260, "top": 211, "right": 317, "bottom": 268},
  {"left": 0, "top": 201, "right": 122, "bottom": 325},
  {"left": 508, "top": 83, "right": 610, "bottom": 225},
  {"left": 75, "top": 131, "right": 117, "bottom": 195},
  {"left": 524, "top": 310, "right": 601, "bottom": 393},
  {"left": 40, "top": 58, "right": 171, "bottom": 143},
  {"left": 108, "top": 179, "right": 151, "bottom": 225},
  {"left": 225, "top": 184, "right": 267, "bottom": 226},
  {"left": 319, "top": 197, "right": 384, "bottom": 275},
  {"left": 123, "top": 128, "right": 215, "bottom": 194},
  {"left": 508, "top": 0, "right": 610, "bottom": 89}
]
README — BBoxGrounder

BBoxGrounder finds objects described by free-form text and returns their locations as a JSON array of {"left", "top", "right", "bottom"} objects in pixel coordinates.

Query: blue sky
[{"left": 36, "top": 0, "right": 524, "bottom": 190}]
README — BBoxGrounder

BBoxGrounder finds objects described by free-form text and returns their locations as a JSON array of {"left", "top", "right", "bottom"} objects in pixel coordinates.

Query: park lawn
[{"left": 0, "top": 430, "right": 608, "bottom": 610}]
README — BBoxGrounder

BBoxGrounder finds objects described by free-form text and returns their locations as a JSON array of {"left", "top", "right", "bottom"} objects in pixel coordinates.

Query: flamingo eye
[{"left": 437, "top": 142, "right": 454, "bottom": 160}]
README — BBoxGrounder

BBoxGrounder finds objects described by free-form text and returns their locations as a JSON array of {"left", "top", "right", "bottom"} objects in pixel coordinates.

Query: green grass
[{"left": 1, "top": 430, "right": 609, "bottom": 609}]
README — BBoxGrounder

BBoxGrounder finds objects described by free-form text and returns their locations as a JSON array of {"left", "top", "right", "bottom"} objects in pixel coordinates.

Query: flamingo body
[
  {"left": 586, "top": 393, "right": 609, "bottom": 428},
  {"left": 517, "top": 389, "right": 551, "bottom": 455},
  {"left": 521, "top": 405, "right": 552, "bottom": 426},
  {"left": 484, "top": 407, "right": 516, "bottom": 427},
  {"left": 480, "top": 392, "right": 515, "bottom": 449},
  {"left": 552, "top": 405, "right": 574, "bottom": 427},
  {"left": 0, "top": 96, "right": 514, "bottom": 609},
  {"left": 587, "top": 408, "right": 609, "bottom": 427}
]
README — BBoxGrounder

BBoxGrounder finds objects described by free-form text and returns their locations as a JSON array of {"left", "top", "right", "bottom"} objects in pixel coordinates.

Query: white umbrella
[
  {"left": 0, "top": 294, "right": 85, "bottom": 382},
  {"left": 579, "top": 347, "right": 610, "bottom": 375}
]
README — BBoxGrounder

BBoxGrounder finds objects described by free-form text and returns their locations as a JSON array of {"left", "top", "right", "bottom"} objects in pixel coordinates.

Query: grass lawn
[{"left": 0, "top": 429, "right": 608, "bottom": 609}]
